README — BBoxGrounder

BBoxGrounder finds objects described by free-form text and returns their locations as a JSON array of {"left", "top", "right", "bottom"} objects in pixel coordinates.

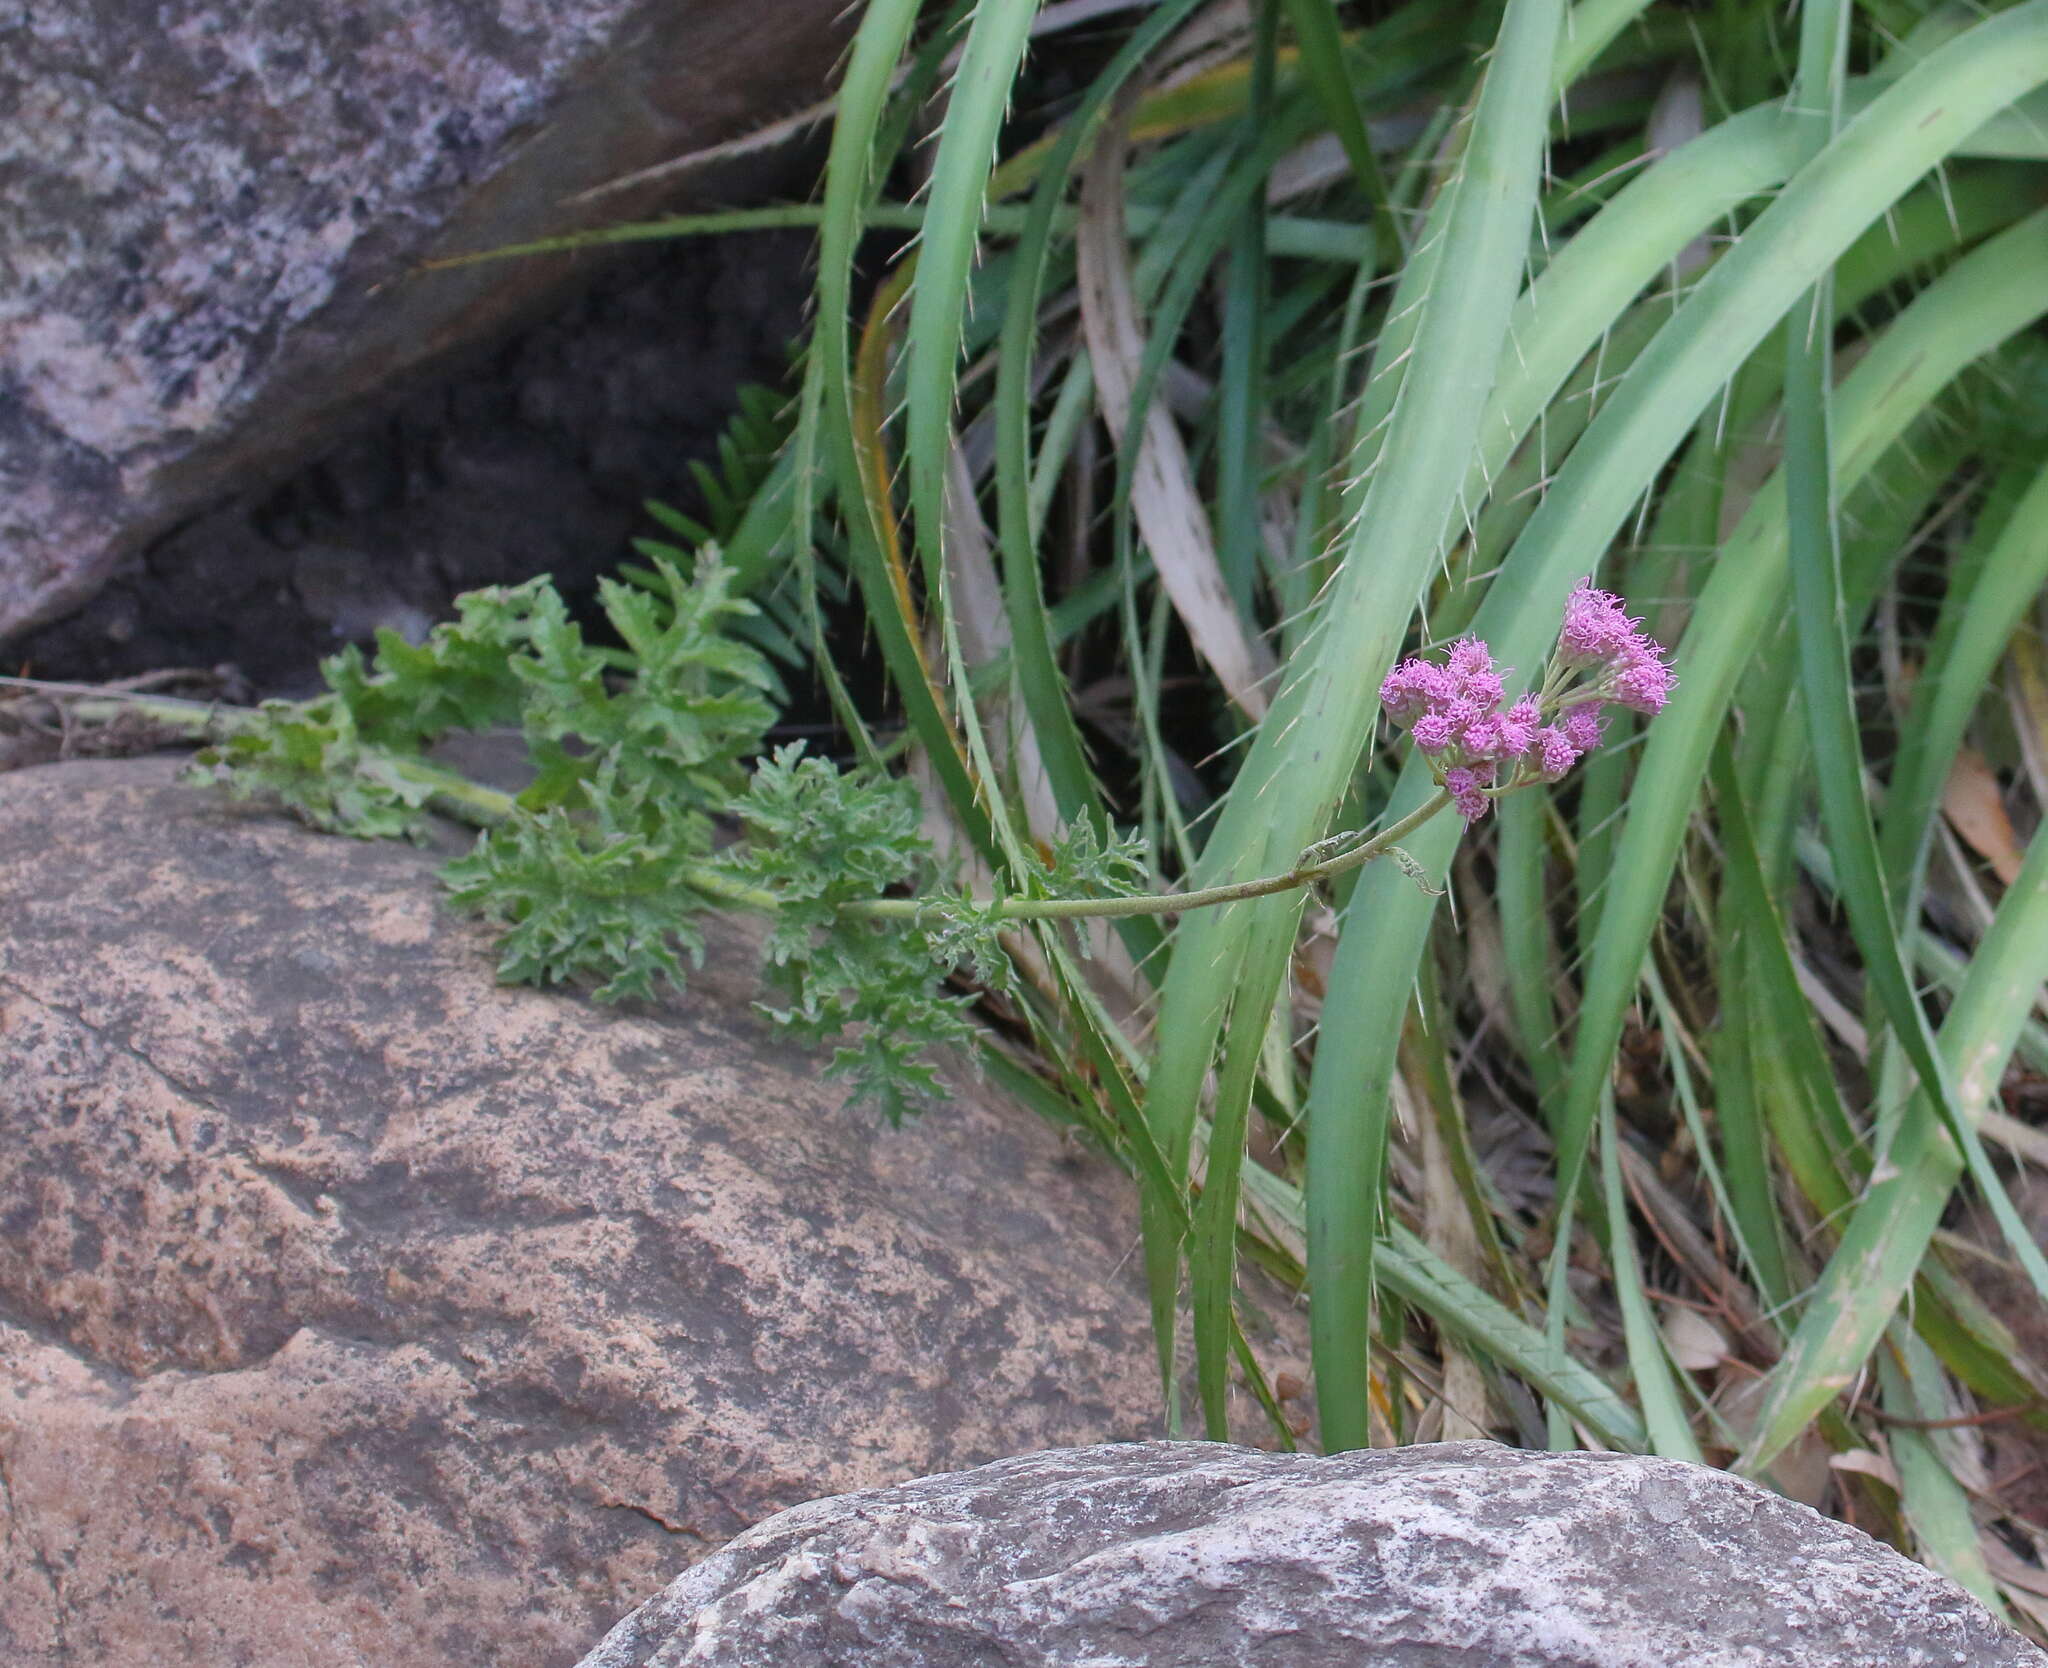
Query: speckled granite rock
[
  {"left": 0, "top": 0, "right": 846, "bottom": 641},
  {"left": 0, "top": 758, "right": 1300, "bottom": 1667},
  {"left": 577, "top": 1441, "right": 2048, "bottom": 1668}
]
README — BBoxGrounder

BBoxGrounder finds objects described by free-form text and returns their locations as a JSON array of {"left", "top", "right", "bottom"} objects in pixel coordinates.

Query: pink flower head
[
  {"left": 1379, "top": 657, "right": 1455, "bottom": 724},
  {"left": 1378, "top": 590, "right": 1667, "bottom": 817},
  {"left": 1447, "top": 639, "right": 1493, "bottom": 682},
  {"left": 1609, "top": 637, "right": 1677, "bottom": 715},
  {"left": 1459, "top": 714, "right": 1516, "bottom": 762},
  {"left": 1458, "top": 717, "right": 1540, "bottom": 770},
  {"left": 1411, "top": 709, "right": 1457, "bottom": 753},
  {"left": 1558, "top": 581, "right": 1639, "bottom": 662},
  {"left": 1498, "top": 696, "right": 1542, "bottom": 759},
  {"left": 1444, "top": 765, "right": 1493, "bottom": 822},
  {"left": 1559, "top": 703, "right": 1606, "bottom": 753},
  {"left": 1532, "top": 726, "right": 1580, "bottom": 780},
  {"left": 1440, "top": 697, "right": 1486, "bottom": 737},
  {"left": 1457, "top": 667, "right": 1506, "bottom": 710},
  {"left": 1380, "top": 595, "right": 1672, "bottom": 810}
]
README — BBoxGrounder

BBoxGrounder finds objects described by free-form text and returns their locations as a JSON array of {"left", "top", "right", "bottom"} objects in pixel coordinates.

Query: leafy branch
[{"left": 20, "top": 564, "right": 1662, "bottom": 1126}]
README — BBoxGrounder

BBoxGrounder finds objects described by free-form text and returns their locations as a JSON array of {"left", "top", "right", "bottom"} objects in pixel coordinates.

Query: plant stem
[
  {"left": 0, "top": 683, "right": 243, "bottom": 731},
  {"left": 380, "top": 756, "right": 523, "bottom": 826},
  {"left": 849, "top": 787, "right": 1455, "bottom": 922},
  {"left": 5, "top": 676, "right": 1453, "bottom": 926}
]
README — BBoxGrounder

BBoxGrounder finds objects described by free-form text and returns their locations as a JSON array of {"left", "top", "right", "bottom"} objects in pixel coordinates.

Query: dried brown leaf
[
  {"left": 1077, "top": 90, "right": 1275, "bottom": 719},
  {"left": 1942, "top": 745, "right": 2026, "bottom": 885}
]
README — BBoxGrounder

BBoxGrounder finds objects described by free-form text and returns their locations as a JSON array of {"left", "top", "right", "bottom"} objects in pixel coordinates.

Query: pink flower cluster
[
  {"left": 1556, "top": 582, "right": 1678, "bottom": 717},
  {"left": 1378, "top": 582, "right": 1675, "bottom": 823}
]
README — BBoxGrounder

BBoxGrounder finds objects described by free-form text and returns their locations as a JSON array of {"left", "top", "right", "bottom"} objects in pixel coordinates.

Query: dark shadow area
[{"left": 13, "top": 226, "right": 812, "bottom": 698}]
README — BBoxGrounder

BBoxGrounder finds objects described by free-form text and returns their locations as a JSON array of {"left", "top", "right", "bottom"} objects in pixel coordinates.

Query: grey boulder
[
  {"left": 0, "top": 0, "right": 847, "bottom": 641},
  {"left": 578, "top": 1439, "right": 2047, "bottom": 1667}
]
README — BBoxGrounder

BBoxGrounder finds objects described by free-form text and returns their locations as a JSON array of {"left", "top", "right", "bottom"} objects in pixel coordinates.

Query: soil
[{"left": 9, "top": 227, "right": 814, "bottom": 699}]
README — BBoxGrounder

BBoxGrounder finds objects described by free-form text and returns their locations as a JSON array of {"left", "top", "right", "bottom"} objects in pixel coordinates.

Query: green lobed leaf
[
  {"left": 190, "top": 696, "right": 438, "bottom": 840},
  {"left": 723, "top": 744, "right": 981, "bottom": 1126},
  {"left": 441, "top": 777, "right": 710, "bottom": 1005}
]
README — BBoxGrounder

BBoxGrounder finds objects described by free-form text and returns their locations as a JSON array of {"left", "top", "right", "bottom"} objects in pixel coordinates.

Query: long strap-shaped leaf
[
  {"left": 1306, "top": 13, "right": 2048, "bottom": 1453},
  {"left": 1746, "top": 143, "right": 2048, "bottom": 1465},
  {"left": 1276, "top": 0, "right": 1402, "bottom": 259},
  {"left": 1452, "top": 101, "right": 1802, "bottom": 556},
  {"left": 905, "top": 0, "right": 1042, "bottom": 604},
  {"left": 1136, "top": 0, "right": 1566, "bottom": 1444},
  {"left": 806, "top": 0, "right": 996, "bottom": 856},
  {"left": 991, "top": 0, "right": 1212, "bottom": 844},
  {"left": 1299, "top": 85, "right": 1812, "bottom": 1459},
  {"left": 1191, "top": 919, "right": 1298, "bottom": 1434},
  {"left": 1690, "top": 247, "right": 2048, "bottom": 1449},
  {"left": 1879, "top": 458, "right": 2048, "bottom": 923},
  {"left": 1518, "top": 0, "right": 2048, "bottom": 1383},
  {"left": 1231, "top": 1156, "right": 1648, "bottom": 1449},
  {"left": 1740, "top": 0, "right": 1975, "bottom": 1481},
  {"left": 1881, "top": 1334, "right": 2005, "bottom": 1612},
  {"left": 1376, "top": 1222, "right": 1649, "bottom": 1451},
  {"left": 1548, "top": 195, "right": 2048, "bottom": 1467},
  {"left": 1738, "top": 774, "right": 2048, "bottom": 1473},
  {"left": 1602, "top": 1094, "right": 1705, "bottom": 1460},
  {"left": 1077, "top": 100, "right": 1279, "bottom": 720}
]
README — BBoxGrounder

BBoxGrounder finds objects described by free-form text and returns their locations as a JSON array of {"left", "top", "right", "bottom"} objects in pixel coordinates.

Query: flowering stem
[
  {"left": 9, "top": 676, "right": 1456, "bottom": 927},
  {"left": 849, "top": 788, "right": 1456, "bottom": 923}
]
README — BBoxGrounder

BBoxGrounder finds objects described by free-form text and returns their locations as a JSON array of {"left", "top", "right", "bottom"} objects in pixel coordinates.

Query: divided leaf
[
  {"left": 190, "top": 696, "right": 438, "bottom": 840},
  {"left": 441, "top": 766, "right": 712, "bottom": 1004},
  {"left": 724, "top": 744, "right": 981, "bottom": 1125}
]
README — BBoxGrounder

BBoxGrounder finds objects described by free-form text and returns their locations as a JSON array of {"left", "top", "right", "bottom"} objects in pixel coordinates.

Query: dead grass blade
[{"left": 1077, "top": 90, "right": 1277, "bottom": 719}]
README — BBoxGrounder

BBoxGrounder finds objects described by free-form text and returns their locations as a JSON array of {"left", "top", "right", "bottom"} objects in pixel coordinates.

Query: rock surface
[
  {"left": 0, "top": 0, "right": 847, "bottom": 642},
  {"left": 578, "top": 1441, "right": 2047, "bottom": 1668},
  {"left": 0, "top": 758, "right": 1293, "bottom": 1667}
]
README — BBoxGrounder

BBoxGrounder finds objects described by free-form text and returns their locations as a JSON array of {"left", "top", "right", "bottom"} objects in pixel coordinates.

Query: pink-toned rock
[{"left": 0, "top": 757, "right": 1289, "bottom": 1667}]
